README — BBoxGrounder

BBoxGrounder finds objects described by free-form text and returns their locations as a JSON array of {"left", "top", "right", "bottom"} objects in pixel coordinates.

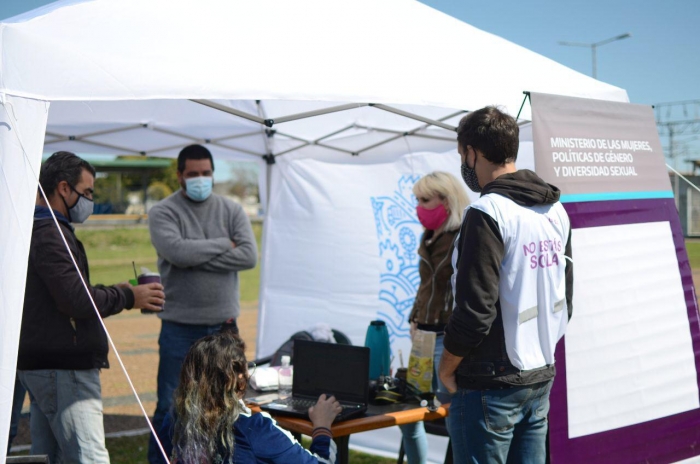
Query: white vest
[{"left": 453, "top": 193, "right": 571, "bottom": 371}]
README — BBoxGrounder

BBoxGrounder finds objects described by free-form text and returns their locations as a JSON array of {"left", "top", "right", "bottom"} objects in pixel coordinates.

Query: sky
[{"left": 1, "top": 0, "right": 699, "bottom": 170}]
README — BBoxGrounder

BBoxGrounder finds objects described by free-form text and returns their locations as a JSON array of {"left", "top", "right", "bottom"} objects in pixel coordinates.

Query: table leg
[{"left": 335, "top": 435, "right": 350, "bottom": 464}]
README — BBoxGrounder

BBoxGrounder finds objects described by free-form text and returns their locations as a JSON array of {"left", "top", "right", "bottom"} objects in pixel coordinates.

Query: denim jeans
[
  {"left": 448, "top": 379, "right": 553, "bottom": 464},
  {"left": 399, "top": 333, "right": 448, "bottom": 464},
  {"left": 147, "top": 320, "right": 225, "bottom": 464},
  {"left": 8, "top": 373, "right": 27, "bottom": 453},
  {"left": 18, "top": 368, "right": 110, "bottom": 464}
]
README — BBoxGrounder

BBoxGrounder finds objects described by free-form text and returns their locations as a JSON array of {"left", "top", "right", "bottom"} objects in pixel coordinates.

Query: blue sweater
[{"left": 158, "top": 403, "right": 336, "bottom": 463}]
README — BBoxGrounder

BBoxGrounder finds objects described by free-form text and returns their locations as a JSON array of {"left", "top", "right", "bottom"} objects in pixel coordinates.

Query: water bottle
[
  {"left": 278, "top": 355, "right": 293, "bottom": 399},
  {"left": 364, "top": 320, "right": 391, "bottom": 380}
]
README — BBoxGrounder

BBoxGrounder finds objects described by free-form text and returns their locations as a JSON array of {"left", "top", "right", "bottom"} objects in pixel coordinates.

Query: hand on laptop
[{"left": 309, "top": 394, "right": 342, "bottom": 429}]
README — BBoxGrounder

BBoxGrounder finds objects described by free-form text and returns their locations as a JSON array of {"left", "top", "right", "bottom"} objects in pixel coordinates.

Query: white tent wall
[{"left": 0, "top": 95, "right": 48, "bottom": 457}]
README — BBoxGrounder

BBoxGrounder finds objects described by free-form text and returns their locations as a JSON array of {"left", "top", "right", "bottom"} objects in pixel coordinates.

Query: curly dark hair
[{"left": 172, "top": 332, "right": 248, "bottom": 464}]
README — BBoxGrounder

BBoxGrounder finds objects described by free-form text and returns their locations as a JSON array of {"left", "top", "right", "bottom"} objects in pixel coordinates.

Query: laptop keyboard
[
  {"left": 285, "top": 398, "right": 358, "bottom": 411},
  {"left": 285, "top": 398, "right": 316, "bottom": 409}
]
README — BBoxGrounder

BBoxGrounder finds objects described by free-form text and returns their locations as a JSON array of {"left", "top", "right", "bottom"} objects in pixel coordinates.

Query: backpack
[{"left": 267, "top": 329, "right": 352, "bottom": 366}]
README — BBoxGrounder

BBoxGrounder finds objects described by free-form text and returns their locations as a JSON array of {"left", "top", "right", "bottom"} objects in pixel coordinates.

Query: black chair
[
  {"left": 6, "top": 456, "right": 50, "bottom": 464},
  {"left": 397, "top": 418, "right": 452, "bottom": 464}
]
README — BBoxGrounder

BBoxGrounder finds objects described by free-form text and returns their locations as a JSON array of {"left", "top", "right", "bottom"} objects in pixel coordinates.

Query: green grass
[
  {"left": 75, "top": 222, "right": 263, "bottom": 303},
  {"left": 93, "top": 433, "right": 398, "bottom": 463},
  {"left": 685, "top": 240, "right": 700, "bottom": 271},
  {"left": 104, "top": 434, "right": 150, "bottom": 463}
]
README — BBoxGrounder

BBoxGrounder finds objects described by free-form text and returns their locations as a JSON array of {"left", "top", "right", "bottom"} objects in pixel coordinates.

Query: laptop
[{"left": 260, "top": 339, "right": 370, "bottom": 422}]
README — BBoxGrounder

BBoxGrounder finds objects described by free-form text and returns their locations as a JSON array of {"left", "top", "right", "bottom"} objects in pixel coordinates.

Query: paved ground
[{"left": 10, "top": 300, "right": 259, "bottom": 447}]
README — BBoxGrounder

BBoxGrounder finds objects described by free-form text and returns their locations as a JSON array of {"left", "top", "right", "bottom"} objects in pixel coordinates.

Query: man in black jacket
[
  {"left": 17, "top": 152, "right": 165, "bottom": 464},
  {"left": 439, "top": 107, "right": 573, "bottom": 463}
]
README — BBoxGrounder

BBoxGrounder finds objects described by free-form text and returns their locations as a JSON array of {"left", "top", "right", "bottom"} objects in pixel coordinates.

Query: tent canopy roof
[
  {"left": 1, "top": 0, "right": 629, "bottom": 164},
  {"left": 1, "top": 0, "right": 627, "bottom": 110}
]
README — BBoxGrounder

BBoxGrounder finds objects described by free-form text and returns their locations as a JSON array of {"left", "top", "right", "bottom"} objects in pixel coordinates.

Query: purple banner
[{"left": 549, "top": 198, "right": 700, "bottom": 464}]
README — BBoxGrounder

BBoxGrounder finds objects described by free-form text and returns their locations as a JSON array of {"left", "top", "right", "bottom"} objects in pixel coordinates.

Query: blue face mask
[{"left": 184, "top": 176, "right": 213, "bottom": 202}]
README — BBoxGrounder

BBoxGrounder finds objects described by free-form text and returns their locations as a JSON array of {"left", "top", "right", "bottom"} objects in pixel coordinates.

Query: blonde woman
[{"left": 400, "top": 171, "right": 469, "bottom": 464}]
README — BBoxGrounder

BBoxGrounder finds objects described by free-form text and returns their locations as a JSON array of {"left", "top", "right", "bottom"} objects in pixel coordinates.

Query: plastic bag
[{"left": 406, "top": 329, "right": 436, "bottom": 393}]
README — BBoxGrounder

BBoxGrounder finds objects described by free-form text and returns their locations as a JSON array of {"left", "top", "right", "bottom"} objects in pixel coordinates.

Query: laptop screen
[{"left": 292, "top": 340, "right": 369, "bottom": 404}]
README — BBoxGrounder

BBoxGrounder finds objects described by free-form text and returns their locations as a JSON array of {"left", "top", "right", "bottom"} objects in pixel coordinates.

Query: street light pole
[{"left": 559, "top": 33, "right": 631, "bottom": 79}]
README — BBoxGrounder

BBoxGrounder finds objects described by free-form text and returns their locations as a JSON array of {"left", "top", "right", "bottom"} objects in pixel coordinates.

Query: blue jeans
[
  {"left": 147, "top": 320, "right": 224, "bottom": 464},
  {"left": 18, "top": 369, "right": 110, "bottom": 464},
  {"left": 399, "top": 333, "right": 448, "bottom": 464},
  {"left": 8, "top": 373, "right": 27, "bottom": 453},
  {"left": 448, "top": 380, "right": 553, "bottom": 464}
]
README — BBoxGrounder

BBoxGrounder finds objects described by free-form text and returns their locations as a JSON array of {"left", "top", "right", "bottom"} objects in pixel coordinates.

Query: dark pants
[{"left": 448, "top": 380, "right": 553, "bottom": 464}]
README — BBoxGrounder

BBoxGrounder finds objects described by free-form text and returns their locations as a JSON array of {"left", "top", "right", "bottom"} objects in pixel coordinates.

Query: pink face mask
[{"left": 416, "top": 204, "right": 448, "bottom": 230}]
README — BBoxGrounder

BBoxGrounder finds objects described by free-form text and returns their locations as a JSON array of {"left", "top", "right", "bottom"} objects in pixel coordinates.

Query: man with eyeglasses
[{"left": 16, "top": 151, "right": 165, "bottom": 464}]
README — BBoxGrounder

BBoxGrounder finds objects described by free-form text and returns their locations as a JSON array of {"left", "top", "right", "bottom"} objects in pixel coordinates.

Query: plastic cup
[{"left": 137, "top": 272, "right": 162, "bottom": 314}]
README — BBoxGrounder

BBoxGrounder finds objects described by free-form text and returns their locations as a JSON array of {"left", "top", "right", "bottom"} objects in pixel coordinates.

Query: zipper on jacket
[
  {"left": 419, "top": 254, "right": 436, "bottom": 325},
  {"left": 421, "top": 237, "right": 455, "bottom": 325},
  {"left": 432, "top": 249, "right": 453, "bottom": 324}
]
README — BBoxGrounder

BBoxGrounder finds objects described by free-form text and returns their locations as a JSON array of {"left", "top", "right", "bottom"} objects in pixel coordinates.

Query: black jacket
[
  {"left": 17, "top": 206, "right": 135, "bottom": 370},
  {"left": 444, "top": 170, "right": 574, "bottom": 389}
]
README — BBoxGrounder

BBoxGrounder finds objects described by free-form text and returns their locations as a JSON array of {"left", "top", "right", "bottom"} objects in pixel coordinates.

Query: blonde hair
[{"left": 413, "top": 171, "right": 470, "bottom": 232}]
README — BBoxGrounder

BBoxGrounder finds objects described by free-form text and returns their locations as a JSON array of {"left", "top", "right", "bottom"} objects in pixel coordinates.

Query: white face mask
[{"left": 68, "top": 191, "right": 94, "bottom": 223}]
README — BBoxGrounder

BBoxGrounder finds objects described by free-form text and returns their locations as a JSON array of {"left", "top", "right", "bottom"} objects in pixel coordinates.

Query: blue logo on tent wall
[{"left": 370, "top": 174, "right": 423, "bottom": 344}]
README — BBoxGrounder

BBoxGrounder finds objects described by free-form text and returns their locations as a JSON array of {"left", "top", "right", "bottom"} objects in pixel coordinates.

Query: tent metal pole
[
  {"left": 44, "top": 133, "right": 144, "bottom": 155},
  {"left": 314, "top": 124, "right": 356, "bottom": 143},
  {"left": 516, "top": 92, "right": 530, "bottom": 121},
  {"left": 355, "top": 133, "right": 405, "bottom": 155},
  {"left": 353, "top": 125, "right": 455, "bottom": 141},
  {"left": 149, "top": 127, "right": 264, "bottom": 156},
  {"left": 74, "top": 139, "right": 145, "bottom": 154},
  {"left": 271, "top": 131, "right": 308, "bottom": 143},
  {"left": 407, "top": 133, "right": 456, "bottom": 141},
  {"left": 44, "top": 124, "right": 145, "bottom": 145},
  {"left": 273, "top": 143, "right": 310, "bottom": 157},
  {"left": 213, "top": 130, "right": 263, "bottom": 142},
  {"left": 265, "top": 161, "right": 273, "bottom": 216},
  {"left": 149, "top": 126, "right": 206, "bottom": 142},
  {"left": 145, "top": 143, "right": 195, "bottom": 156},
  {"left": 145, "top": 141, "right": 265, "bottom": 158},
  {"left": 274, "top": 141, "right": 355, "bottom": 157},
  {"left": 191, "top": 99, "right": 266, "bottom": 125},
  {"left": 209, "top": 141, "right": 266, "bottom": 157},
  {"left": 270, "top": 103, "right": 370, "bottom": 126},
  {"left": 314, "top": 143, "right": 355, "bottom": 155},
  {"left": 370, "top": 104, "right": 457, "bottom": 131}
]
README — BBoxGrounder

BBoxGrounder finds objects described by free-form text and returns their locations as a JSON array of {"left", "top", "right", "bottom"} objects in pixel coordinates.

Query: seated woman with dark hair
[{"left": 157, "top": 331, "right": 341, "bottom": 463}]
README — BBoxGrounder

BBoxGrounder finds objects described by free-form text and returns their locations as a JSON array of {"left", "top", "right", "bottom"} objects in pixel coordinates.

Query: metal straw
[{"left": 132, "top": 261, "right": 138, "bottom": 280}]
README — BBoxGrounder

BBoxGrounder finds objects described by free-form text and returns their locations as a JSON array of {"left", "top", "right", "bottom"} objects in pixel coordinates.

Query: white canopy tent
[{"left": 0, "top": 0, "right": 629, "bottom": 459}]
